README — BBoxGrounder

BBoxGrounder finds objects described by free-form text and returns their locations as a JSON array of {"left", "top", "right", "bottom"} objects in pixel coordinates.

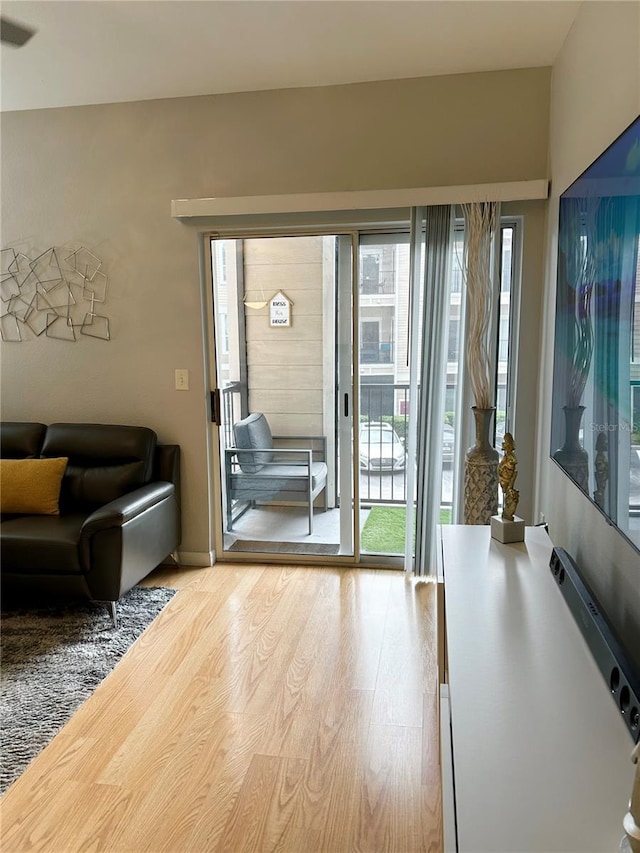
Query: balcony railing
[
  {"left": 221, "top": 381, "right": 425, "bottom": 508},
  {"left": 359, "top": 383, "right": 410, "bottom": 505},
  {"left": 360, "top": 273, "right": 395, "bottom": 295}
]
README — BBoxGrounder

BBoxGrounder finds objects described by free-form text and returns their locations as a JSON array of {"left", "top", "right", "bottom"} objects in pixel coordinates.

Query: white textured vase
[{"left": 464, "top": 407, "right": 499, "bottom": 525}]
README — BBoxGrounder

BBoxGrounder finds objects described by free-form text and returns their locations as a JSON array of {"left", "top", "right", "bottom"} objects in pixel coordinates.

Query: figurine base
[{"left": 490, "top": 514, "right": 525, "bottom": 543}]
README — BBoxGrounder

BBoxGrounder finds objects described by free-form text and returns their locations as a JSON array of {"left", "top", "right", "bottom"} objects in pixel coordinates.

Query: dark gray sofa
[{"left": 0, "top": 422, "right": 181, "bottom": 623}]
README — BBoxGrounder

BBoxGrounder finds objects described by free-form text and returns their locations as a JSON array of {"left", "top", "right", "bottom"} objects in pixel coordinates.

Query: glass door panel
[
  {"left": 441, "top": 228, "right": 464, "bottom": 524},
  {"left": 210, "top": 234, "right": 355, "bottom": 559},
  {"left": 357, "top": 233, "right": 419, "bottom": 558}
]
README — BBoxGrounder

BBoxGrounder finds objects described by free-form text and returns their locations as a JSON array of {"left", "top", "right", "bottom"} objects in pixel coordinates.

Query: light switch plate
[{"left": 175, "top": 368, "right": 189, "bottom": 390}]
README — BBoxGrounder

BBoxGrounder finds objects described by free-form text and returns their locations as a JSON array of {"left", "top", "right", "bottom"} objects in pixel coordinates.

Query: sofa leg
[{"left": 107, "top": 601, "right": 119, "bottom": 629}]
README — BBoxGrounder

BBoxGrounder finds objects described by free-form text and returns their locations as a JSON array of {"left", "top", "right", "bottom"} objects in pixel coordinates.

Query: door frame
[
  {"left": 203, "top": 227, "right": 395, "bottom": 567},
  {"left": 202, "top": 224, "right": 429, "bottom": 569}
]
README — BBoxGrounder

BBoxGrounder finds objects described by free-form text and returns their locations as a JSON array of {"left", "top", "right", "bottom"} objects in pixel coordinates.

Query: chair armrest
[
  {"left": 226, "top": 446, "right": 313, "bottom": 470},
  {"left": 273, "top": 435, "right": 325, "bottom": 441},
  {"left": 81, "top": 482, "right": 175, "bottom": 536},
  {"left": 227, "top": 446, "right": 312, "bottom": 457}
]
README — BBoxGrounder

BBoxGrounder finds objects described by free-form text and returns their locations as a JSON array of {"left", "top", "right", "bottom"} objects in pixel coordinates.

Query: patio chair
[{"left": 225, "top": 413, "right": 328, "bottom": 535}]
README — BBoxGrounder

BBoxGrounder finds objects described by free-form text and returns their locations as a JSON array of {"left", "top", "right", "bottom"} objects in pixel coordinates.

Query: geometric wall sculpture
[{"left": 0, "top": 246, "right": 110, "bottom": 342}]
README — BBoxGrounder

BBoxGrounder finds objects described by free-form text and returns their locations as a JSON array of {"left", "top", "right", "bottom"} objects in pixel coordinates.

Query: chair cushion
[
  {"left": 231, "top": 461, "right": 328, "bottom": 501},
  {"left": 234, "top": 413, "right": 274, "bottom": 473},
  {"left": 0, "top": 457, "right": 68, "bottom": 515},
  {"left": 0, "top": 513, "right": 87, "bottom": 574}
]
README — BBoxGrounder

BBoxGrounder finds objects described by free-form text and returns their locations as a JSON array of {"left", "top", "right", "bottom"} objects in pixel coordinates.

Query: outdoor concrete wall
[
  {"left": 536, "top": 1, "right": 640, "bottom": 668},
  {"left": 0, "top": 67, "right": 551, "bottom": 562}
]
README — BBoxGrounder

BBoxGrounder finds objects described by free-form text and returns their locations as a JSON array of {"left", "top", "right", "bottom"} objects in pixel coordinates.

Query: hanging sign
[{"left": 269, "top": 290, "right": 292, "bottom": 327}]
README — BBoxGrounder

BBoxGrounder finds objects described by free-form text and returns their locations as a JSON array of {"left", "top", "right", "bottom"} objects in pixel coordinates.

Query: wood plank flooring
[{"left": 1, "top": 564, "right": 442, "bottom": 852}]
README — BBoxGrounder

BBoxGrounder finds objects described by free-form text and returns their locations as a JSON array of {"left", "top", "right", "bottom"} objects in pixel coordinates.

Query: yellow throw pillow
[{"left": 0, "top": 457, "right": 68, "bottom": 515}]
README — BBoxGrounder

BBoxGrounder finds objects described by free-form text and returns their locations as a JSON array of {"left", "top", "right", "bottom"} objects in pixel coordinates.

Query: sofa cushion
[
  {"left": 41, "top": 423, "right": 157, "bottom": 510},
  {"left": 0, "top": 513, "right": 88, "bottom": 574},
  {"left": 234, "top": 413, "right": 274, "bottom": 473},
  {"left": 0, "top": 457, "right": 68, "bottom": 515},
  {"left": 0, "top": 422, "right": 47, "bottom": 459}
]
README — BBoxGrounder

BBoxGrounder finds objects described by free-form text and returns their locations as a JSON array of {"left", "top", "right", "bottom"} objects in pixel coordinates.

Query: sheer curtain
[
  {"left": 405, "top": 205, "right": 455, "bottom": 576},
  {"left": 417, "top": 205, "right": 456, "bottom": 576}
]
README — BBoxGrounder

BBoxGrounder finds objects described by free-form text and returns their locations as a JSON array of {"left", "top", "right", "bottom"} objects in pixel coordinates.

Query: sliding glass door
[
  {"left": 357, "top": 231, "right": 420, "bottom": 560},
  {"left": 205, "top": 210, "right": 517, "bottom": 568},
  {"left": 207, "top": 227, "right": 426, "bottom": 564},
  {"left": 209, "top": 233, "right": 356, "bottom": 560}
]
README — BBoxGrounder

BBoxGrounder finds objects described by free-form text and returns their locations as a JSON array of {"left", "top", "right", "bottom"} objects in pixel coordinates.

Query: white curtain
[
  {"left": 413, "top": 205, "right": 455, "bottom": 577},
  {"left": 404, "top": 208, "right": 425, "bottom": 572}
]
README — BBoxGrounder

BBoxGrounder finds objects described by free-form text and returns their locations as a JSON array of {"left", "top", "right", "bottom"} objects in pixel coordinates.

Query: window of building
[{"left": 361, "top": 252, "right": 381, "bottom": 294}]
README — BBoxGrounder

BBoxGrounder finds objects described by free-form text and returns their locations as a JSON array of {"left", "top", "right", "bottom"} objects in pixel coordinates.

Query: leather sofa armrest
[
  {"left": 81, "top": 482, "right": 174, "bottom": 537},
  {"left": 79, "top": 481, "right": 179, "bottom": 599}
]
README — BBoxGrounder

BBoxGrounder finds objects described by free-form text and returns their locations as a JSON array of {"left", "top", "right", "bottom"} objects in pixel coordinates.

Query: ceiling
[{"left": 0, "top": 0, "right": 581, "bottom": 113}]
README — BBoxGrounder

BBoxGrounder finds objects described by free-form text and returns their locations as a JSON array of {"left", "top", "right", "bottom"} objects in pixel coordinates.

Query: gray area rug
[{"left": 0, "top": 586, "right": 176, "bottom": 794}]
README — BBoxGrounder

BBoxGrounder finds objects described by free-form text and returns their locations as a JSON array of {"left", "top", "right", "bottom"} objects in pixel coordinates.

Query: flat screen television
[{"left": 550, "top": 115, "right": 640, "bottom": 555}]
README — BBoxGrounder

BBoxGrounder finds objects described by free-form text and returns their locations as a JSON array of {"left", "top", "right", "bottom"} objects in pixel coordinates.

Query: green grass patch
[
  {"left": 361, "top": 506, "right": 453, "bottom": 554},
  {"left": 361, "top": 506, "right": 414, "bottom": 554}
]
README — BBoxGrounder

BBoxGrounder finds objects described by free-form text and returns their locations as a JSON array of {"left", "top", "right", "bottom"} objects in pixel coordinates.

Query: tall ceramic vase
[
  {"left": 553, "top": 405, "right": 589, "bottom": 493},
  {"left": 464, "top": 406, "right": 499, "bottom": 525}
]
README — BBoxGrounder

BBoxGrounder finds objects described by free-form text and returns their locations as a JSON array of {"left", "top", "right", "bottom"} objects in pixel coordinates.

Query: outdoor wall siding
[
  {"left": 0, "top": 68, "right": 550, "bottom": 556},
  {"left": 244, "top": 235, "right": 324, "bottom": 437}
]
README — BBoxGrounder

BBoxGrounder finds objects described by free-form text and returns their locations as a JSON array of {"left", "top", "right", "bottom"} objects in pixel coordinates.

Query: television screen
[{"left": 550, "top": 116, "right": 640, "bottom": 554}]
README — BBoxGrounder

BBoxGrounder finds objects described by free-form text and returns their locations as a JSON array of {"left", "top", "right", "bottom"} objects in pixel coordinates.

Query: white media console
[{"left": 437, "top": 524, "right": 636, "bottom": 853}]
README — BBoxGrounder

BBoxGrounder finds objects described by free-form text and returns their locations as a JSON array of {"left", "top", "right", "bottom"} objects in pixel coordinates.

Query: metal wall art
[{"left": 0, "top": 246, "right": 110, "bottom": 342}]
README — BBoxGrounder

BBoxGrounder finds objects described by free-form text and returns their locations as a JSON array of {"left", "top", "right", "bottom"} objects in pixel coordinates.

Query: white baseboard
[{"left": 177, "top": 551, "right": 215, "bottom": 567}]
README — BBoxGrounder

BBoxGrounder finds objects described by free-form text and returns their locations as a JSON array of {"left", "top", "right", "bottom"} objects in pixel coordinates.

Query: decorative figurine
[
  {"left": 490, "top": 432, "right": 525, "bottom": 543},
  {"left": 498, "top": 432, "right": 520, "bottom": 521},
  {"left": 594, "top": 431, "right": 609, "bottom": 510}
]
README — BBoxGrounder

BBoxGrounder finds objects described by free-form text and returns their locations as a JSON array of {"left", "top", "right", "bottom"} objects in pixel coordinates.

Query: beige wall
[
  {"left": 0, "top": 68, "right": 551, "bottom": 561},
  {"left": 537, "top": 2, "right": 640, "bottom": 666}
]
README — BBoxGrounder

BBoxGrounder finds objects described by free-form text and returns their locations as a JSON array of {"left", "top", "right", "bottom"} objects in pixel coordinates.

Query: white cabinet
[{"left": 438, "top": 525, "right": 635, "bottom": 853}]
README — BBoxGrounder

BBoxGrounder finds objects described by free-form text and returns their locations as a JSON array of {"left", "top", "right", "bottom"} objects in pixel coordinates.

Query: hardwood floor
[{"left": 1, "top": 563, "right": 442, "bottom": 852}]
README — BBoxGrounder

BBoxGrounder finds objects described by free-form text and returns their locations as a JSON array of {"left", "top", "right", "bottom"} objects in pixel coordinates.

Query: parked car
[
  {"left": 360, "top": 422, "right": 405, "bottom": 472},
  {"left": 442, "top": 423, "right": 455, "bottom": 465}
]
